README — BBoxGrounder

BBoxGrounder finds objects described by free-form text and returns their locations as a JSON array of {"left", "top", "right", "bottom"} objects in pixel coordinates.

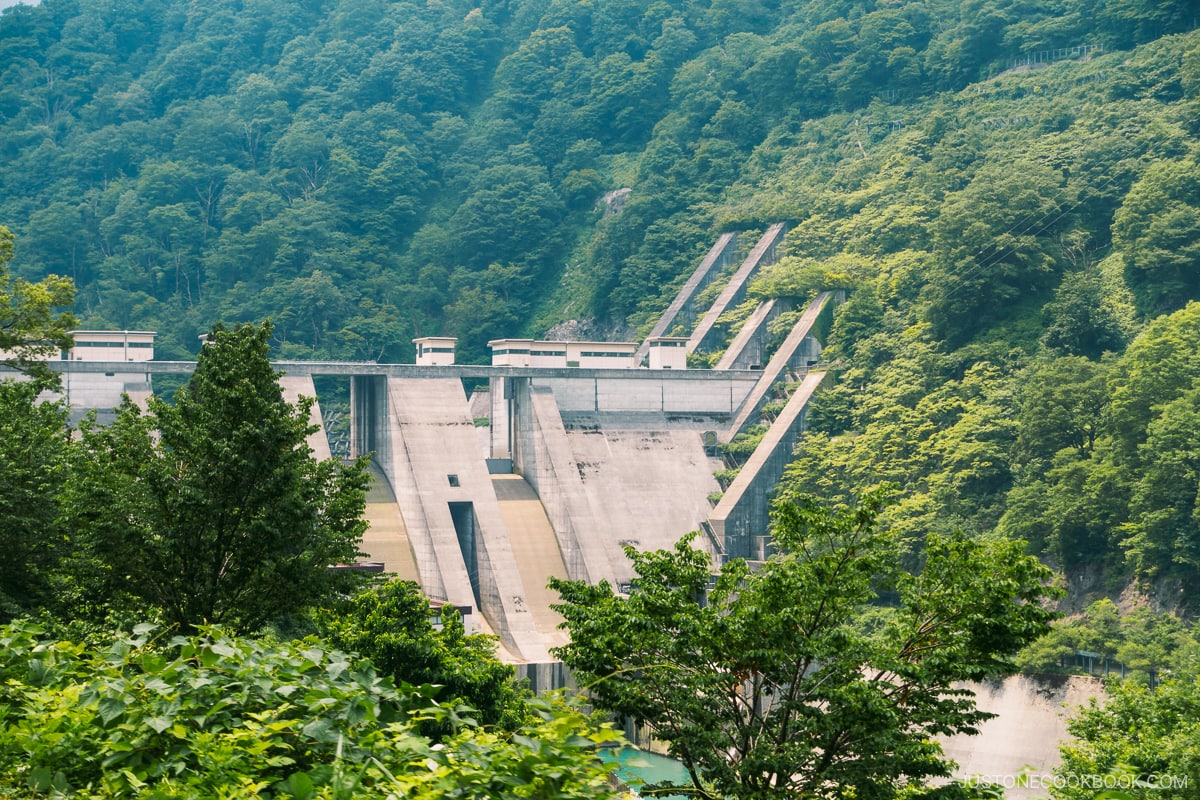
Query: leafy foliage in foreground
[
  {"left": 0, "top": 379, "right": 70, "bottom": 621},
  {"left": 551, "top": 491, "right": 1058, "bottom": 800},
  {"left": 1051, "top": 670, "right": 1200, "bottom": 800},
  {"left": 0, "top": 622, "right": 623, "bottom": 800},
  {"left": 315, "top": 580, "right": 533, "bottom": 737}
]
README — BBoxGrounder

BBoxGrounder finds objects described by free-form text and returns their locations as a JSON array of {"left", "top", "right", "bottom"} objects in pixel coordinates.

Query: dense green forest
[
  {"left": 0, "top": 0, "right": 1194, "bottom": 360},
  {"left": 4, "top": 0, "right": 1200, "bottom": 700},
  {"left": 4, "top": 1, "right": 1200, "bottom": 792}
]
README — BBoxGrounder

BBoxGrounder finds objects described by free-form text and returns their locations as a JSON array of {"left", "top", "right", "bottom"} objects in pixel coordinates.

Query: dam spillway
[{"left": 43, "top": 225, "right": 839, "bottom": 665}]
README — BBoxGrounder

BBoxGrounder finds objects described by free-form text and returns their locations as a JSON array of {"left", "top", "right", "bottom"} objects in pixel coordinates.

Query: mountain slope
[{"left": 3, "top": 0, "right": 1200, "bottom": 612}]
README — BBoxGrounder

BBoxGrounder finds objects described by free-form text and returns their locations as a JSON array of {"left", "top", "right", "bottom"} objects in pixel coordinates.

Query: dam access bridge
[{"left": 48, "top": 225, "right": 840, "bottom": 674}]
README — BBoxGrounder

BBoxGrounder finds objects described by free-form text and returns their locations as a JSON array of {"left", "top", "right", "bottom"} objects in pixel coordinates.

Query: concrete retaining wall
[
  {"left": 688, "top": 223, "right": 787, "bottom": 354},
  {"left": 726, "top": 292, "right": 832, "bottom": 440},
  {"left": 709, "top": 371, "right": 826, "bottom": 561},
  {"left": 378, "top": 378, "right": 551, "bottom": 662},
  {"left": 513, "top": 381, "right": 619, "bottom": 587},
  {"left": 533, "top": 375, "right": 758, "bottom": 415},
  {"left": 942, "top": 674, "right": 1106, "bottom": 796},
  {"left": 636, "top": 232, "right": 739, "bottom": 362},
  {"left": 715, "top": 298, "right": 790, "bottom": 371}
]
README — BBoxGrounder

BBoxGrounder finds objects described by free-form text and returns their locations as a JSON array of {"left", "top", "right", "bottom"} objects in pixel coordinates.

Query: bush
[{"left": 0, "top": 622, "right": 622, "bottom": 799}]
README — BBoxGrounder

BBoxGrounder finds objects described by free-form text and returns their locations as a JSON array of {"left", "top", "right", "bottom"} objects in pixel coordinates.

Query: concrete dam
[
  {"left": 53, "top": 225, "right": 832, "bottom": 665},
  {"left": 337, "top": 224, "right": 831, "bottom": 663},
  {"left": 48, "top": 226, "right": 1097, "bottom": 776}
]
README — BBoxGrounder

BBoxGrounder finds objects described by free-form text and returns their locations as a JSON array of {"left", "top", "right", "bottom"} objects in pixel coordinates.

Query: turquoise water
[{"left": 601, "top": 747, "right": 691, "bottom": 798}]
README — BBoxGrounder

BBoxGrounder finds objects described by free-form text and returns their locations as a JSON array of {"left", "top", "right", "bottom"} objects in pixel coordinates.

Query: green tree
[
  {"left": 0, "top": 225, "right": 76, "bottom": 390},
  {"left": 923, "top": 160, "right": 1065, "bottom": 344},
  {"left": 1112, "top": 157, "right": 1200, "bottom": 315},
  {"left": 1052, "top": 673, "right": 1200, "bottom": 800},
  {"left": 1013, "top": 356, "right": 1113, "bottom": 464},
  {"left": 0, "top": 380, "right": 69, "bottom": 621},
  {"left": 0, "top": 621, "right": 623, "bottom": 800},
  {"left": 551, "top": 490, "right": 1058, "bottom": 800},
  {"left": 1120, "top": 387, "right": 1200, "bottom": 582},
  {"left": 1108, "top": 302, "right": 1200, "bottom": 459},
  {"left": 0, "top": 225, "right": 75, "bottom": 618},
  {"left": 317, "top": 580, "right": 531, "bottom": 736},
  {"left": 61, "top": 321, "right": 368, "bottom": 634},
  {"left": 1040, "top": 269, "right": 1127, "bottom": 358}
]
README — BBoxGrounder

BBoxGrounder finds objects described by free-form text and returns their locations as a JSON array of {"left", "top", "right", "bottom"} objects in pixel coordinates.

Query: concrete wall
[
  {"left": 492, "top": 474, "right": 571, "bottom": 649},
  {"left": 942, "top": 675, "right": 1106, "bottom": 796},
  {"left": 378, "top": 378, "right": 552, "bottom": 662},
  {"left": 725, "top": 291, "right": 832, "bottom": 440},
  {"left": 709, "top": 372, "right": 826, "bottom": 561},
  {"left": 512, "top": 380, "right": 620, "bottom": 587},
  {"left": 350, "top": 375, "right": 387, "bottom": 464},
  {"left": 279, "top": 375, "right": 331, "bottom": 461},
  {"left": 511, "top": 376, "right": 727, "bottom": 589},
  {"left": 52, "top": 369, "right": 153, "bottom": 424},
  {"left": 534, "top": 375, "right": 757, "bottom": 415},
  {"left": 560, "top": 413, "right": 725, "bottom": 586},
  {"left": 715, "top": 298, "right": 790, "bottom": 371},
  {"left": 636, "top": 232, "right": 740, "bottom": 362},
  {"left": 688, "top": 223, "right": 787, "bottom": 354}
]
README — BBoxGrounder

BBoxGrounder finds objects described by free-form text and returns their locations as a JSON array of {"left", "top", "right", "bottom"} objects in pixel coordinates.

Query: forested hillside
[
  {"left": 0, "top": 0, "right": 1192, "bottom": 360},
  {"left": 3, "top": 0, "right": 1200, "bottom": 614}
]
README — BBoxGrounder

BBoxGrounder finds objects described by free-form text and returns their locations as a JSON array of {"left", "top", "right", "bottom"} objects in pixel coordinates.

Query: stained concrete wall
[
  {"left": 534, "top": 374, "right": 758, "bottom": 415},
  {"left": 688, "top": 223, "right": 787, "bottom": 355},
  {"left": 279, "top": 375, "right": 331, "bottom": 461},
  {"left": 365, "top": 378, "right": 553, "bottom": 662},
  {"left": 560, "top": 412, "right": 725, "bottom": 586},
  {"left": 709, "top": 372, "right": 826, "bottom": 561},
  {"left": 350, "top": 375, "right": 387, "bottom": 465},
  {"left": 49, "top": 370, "right": 153, "bottom": 424},
  {"left": 359, "top": 463, "right": 421, "bottom": 583},
  {"left": 715, "top": 298, "right": 790, "bottom": 371},
  {"left": 511, "top": 374, "right": 726, "bottom": 588},
  {"left": 942, "top": 675, "right": 1106, "bottom": 796},
  {"left": 492, "top": 474, "right": 571, "bottom": 649},
  {"left": 512, "top": 380, "right": 620, "bottom": 587},
  {"left": 489, "top": 377, "right": 511, "bottom": 459}
]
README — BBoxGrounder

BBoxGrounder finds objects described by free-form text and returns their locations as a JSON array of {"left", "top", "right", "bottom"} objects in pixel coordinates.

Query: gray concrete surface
[
  {"left": 636, "top": 232, "right": 739, "bottom": 362},
  {"left": 709, "top": 371, "right": 826, "bottom": 560},
  {"left": 942, "top": 675, "right": 1106, "bottom": 797},
  {"left": 359, "top": 462, "right": 421, "bottom": 582},
  {"left": 279, "top": 375, "right": 332, "bottom": 461},
  {"left": 715, "top": 298, "right": 788, "bottom": 371},
  {"left": 532, "top": 373, "right": 759, "bottom": 415},
  {"left": 513, "top": 382, "right": 622, "bottom": 587},
  {"left": 725, "top": 291, "right": 831, "bottom": 440},
  {"left": 492, "top": 474, "right": 570, "bottom": 648},
  {"left": 379, "top": 378, "right": 551, "bottom": 662},
  {"left": 688, "top": 223, "right": 787, "bottom": 354},
  {"left": 558, "top": 411, "right": 726, "bottom": 586}
]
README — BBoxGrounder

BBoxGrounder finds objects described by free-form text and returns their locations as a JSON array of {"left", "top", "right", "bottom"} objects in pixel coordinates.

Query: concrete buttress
[{"left": 379, "top": 378, "right": 551, "bottom": 662}]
